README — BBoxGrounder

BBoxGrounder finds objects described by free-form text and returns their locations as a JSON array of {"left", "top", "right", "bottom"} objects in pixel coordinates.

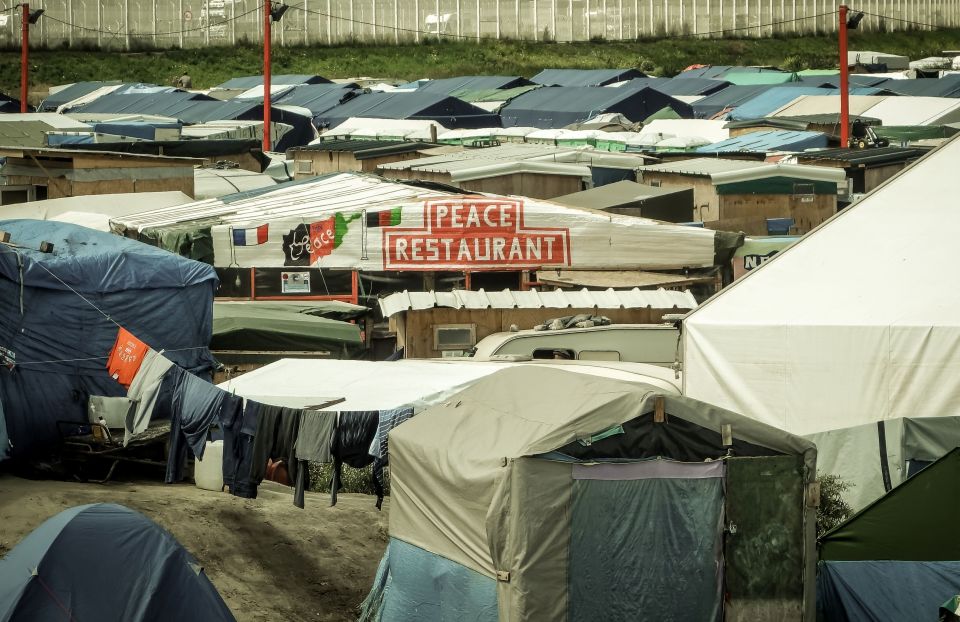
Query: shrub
[{"left": 817, "top": 473, "right": 853, "bottom": 537}]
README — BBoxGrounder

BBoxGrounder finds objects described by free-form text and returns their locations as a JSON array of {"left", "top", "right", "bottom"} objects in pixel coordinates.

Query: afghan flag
[
  {"left": 366, "top": 207, "right": 402, "bottom": 228},
  {"left": 232, "top": 224, "right": 269, "bottom": 246}
]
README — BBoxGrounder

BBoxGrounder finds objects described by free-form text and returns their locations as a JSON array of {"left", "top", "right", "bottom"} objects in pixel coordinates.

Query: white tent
[
  {"left": 217, "top": 358, "right": 679, "bottom": 410},
  {"left": 682, "top": 135, "right": 960, "bottom": 436},
  {"left": 0, "top": 192, "right": 193, "bottom": 231}
]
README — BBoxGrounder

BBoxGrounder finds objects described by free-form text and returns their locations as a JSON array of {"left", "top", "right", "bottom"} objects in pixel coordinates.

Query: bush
[
  {"left": 307, "top": 461, "right": 390, "bottom": 497},
  {"left": 817, "top": 473, "right": 853, "bottom": 537}
]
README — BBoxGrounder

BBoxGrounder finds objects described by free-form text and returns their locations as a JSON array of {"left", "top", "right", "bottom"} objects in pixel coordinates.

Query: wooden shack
[
  {"left": 379, "top": 288, "right": 697, "bottom": 359},
  {"left": 0, "top": 147, "right": 198, "bottom": 199},
  {"left": 287, "top": 140, "right": 438, "bottom": 178}
]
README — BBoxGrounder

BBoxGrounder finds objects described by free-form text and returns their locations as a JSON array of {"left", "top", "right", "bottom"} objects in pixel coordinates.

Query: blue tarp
[
  {"left": 37, "top": 81, "right": 126, "bottom": 111},
  {"left": 500, "top": 86, "right": 693, "bottom": 128},
  {"left": 0, "top": 220, "right": 218, "bottom": 460},
  {"left": 531, "top": 68, "right": 646, "bottom": 87},
  {"left": 274, "top": 85, "right": 362, "bottom": 124},
  {"left": 697, "top": 129, "right": 828, "bottom": 153},
  {"left": 312, "top": 91, "right": 501, "bottom": 130},
  {"left": 0, "top": 503, "right": 235, "bottom": 621},
  {"left": 374, "top": 538, "right": 497, "bottom": 622},
  {"left": 729, "top": 86, "right": 886, "bottom": 120},
  {"left": 690, "top": 85, "right": 774, "bottom": 119},
  {"left": 817, "top": 561, "right": 960, "bottom": 622}
]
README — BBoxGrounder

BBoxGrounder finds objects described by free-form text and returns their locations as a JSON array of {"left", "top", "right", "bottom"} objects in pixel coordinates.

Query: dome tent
[
  {"left": 0, "top": 220, "right": 218, "bottom": 461},
  {"left": 0, "top": 503, "right": 234, "bottom": 621}
]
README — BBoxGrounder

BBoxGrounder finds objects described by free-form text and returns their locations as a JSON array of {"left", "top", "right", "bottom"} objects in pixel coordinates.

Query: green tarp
[
  {"left": 819, "top": 448, "right": 960, "bottom": 561},
  {"left": 211, "top": 302, "right": 363, "bottom": 355}
]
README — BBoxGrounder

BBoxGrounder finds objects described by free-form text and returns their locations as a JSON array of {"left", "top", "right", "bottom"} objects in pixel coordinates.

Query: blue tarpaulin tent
[
  {"left": 312, "top": 91, "right": 501, "bottom": 129},
  {"left": 500, "top": 86, "right": 693, "bottom": 128},
  {"left": 530, "top": 68, "right": 646, "bottom": 87},
  {"left": 0, "top": 220, "right": 218, "bottom": 461},
  {"left": 0, "top": 503, "right": 235, "bottom": 621},
  {"left": 414, "top": 76, "right": 533, "bottom": 94}
]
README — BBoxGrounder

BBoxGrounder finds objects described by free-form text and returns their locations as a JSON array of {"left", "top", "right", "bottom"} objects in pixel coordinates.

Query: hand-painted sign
[{"left": 382, "top": 198, "right": 571, "bottom": 269}]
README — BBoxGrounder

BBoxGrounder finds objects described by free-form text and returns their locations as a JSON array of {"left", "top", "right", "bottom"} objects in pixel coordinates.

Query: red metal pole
[
  {"left": 839, "top": 5, "right": 850, "bottom": 147},
  {"left": 263, "top": 0, "right": 272, "bottom": 152},
  {"left": 21, "top": 3, "right": 29, "bottom": 113}
]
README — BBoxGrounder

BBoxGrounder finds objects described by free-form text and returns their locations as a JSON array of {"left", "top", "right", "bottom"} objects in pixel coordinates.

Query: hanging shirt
[
  {"left": 107, "top": 327, "right": 148, "bottom": 388},
  {"left": 123, "top": 348, "right": 175, "bottom": 446},
  {"left": 292, "top": 410, "right": 336, "bottom": 509},
  {"left": 165, "top": 368, "right": 228, "bottom": 484},
  {"left": 331, "top": 411, "right": 381, "bottom": 508},
  {"left": 369, "top": 407, "right": 415, "bottom": 461}
]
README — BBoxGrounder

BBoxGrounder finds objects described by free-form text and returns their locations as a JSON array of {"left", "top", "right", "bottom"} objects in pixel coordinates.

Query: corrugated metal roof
[
  {"left": 289, "top": 139, "right": 433, "bottom": 158},
  {"left": 796, "top": 146, "right": 932, "bottom": 166},
  {"left": 379, "top": 287, "right": 697, "bottom": 317},
  {"left": 696, "top": 130, "right": 828, "bottom": 153},
  {"left": 637, "top": 157, "right": 770, "bottom": 177}
]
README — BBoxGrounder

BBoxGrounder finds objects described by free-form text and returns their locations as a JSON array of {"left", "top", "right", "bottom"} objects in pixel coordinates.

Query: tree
[{"left": 817, "top": 473, "right": 853, "bottom": 537}]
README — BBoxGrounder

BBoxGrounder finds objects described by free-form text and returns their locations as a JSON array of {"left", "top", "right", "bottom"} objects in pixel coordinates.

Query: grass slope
[{"left": 3, "top": 28, "right": 960, "bottom": 96}]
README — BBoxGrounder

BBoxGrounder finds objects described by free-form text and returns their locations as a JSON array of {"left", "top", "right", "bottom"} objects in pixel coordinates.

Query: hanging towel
[{"left": 124, "top": 348, "right": 174, "bottom": 446}]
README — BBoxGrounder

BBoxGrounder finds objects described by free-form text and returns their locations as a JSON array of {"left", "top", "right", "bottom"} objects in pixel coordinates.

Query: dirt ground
[{"left": 0, "top": 474, "right": 389, "bottom": 621}]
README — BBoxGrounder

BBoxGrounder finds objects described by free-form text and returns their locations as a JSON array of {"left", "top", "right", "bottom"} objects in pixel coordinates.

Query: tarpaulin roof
[
  {"left": 211, "top": 301, "right": 362, "bottom": 353},
  {"left": 723, "top": 71, "right": 800, "bottom": 85},
  {"left": 273, "top": 84, "right": 361, "bottom": 117},
  {"left": 0, "top": 503, "right": 234, "bottom": 621},
  {"left": 696, "top": 129, "right": 828, "bottom": 153},
  {"left": 620, "top": 77, "right": 732, "bottom": 96},
  {"left": 37, "top": 81, "right": 125, "bottom": 111},
  {"left": 683, "top": 136, "right": 960, "bottom": 436},
  {"left": 690, "top": 85, "right": 774, "bottom": 118},
  {"left": 214, "top": 74, "right": 331, "bottom": 89},
  {"left": 676, "top": 66, "right": 784, "bottom": 80},
  {"left": 500, "top": 86, "right": 692, "bottom": 128},
  {"left": 530, "top": 68, "right": 646, "bottom": 87},
  {"left": 312, "top": 91, "right": 501, "bottom": 130},
  {"left": 874, "top": 74, "right": 960, "bottom": 97},
  {"left": 416, "top": 76, "right": 533, "bottom": 94},
  {"left": 728, "top": 87, "right": 878, "bottom": 121},
  {"left": 819, "top": 448, "right": 960, "bottom": 561}
]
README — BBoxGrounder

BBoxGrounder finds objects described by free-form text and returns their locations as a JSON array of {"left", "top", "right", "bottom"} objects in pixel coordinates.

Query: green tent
[
  {"left": 211, "top": 301, "right": 363, "bottom": 356},
  {"left": 819, "top": 448, "right": 960, "bottom": 561},
  {"left": 642, "top": 105, "right": 682, "bottom": 122}
]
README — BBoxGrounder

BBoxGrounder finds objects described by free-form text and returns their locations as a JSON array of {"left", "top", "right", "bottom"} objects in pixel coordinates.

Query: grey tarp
[
  {"left": 530, "top": 68, "right": 646, "bottom": 87},
  {"left": 500, "top": 86, "right": 693, "bottom": 128},
  {"left": 0, "top": 503, "right": 235, "bottom": 621}
]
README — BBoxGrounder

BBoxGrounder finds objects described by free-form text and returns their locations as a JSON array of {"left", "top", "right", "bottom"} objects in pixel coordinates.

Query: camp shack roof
[
  {"left": 676, "top": 65, "right": 785, "bottom": 80},
  {"left": 862, "top": 96, "right": 960, "bottom": 126},
  {"left": 768, "top": 95, "right": 888, "bottom": 119},
  {"left": 0, "top": 120, "right": 68, "bottom": 148},
  {"left": 416, "top": 76, "right": 534, "bottom": 95},
  {"left": 876, "top": 75, "right": 960, "bottom": 98},
  {"left": 38, "top": 81, "right": 125, "bottom": 111},
  {"left": 213, "top": 74, "right": 332, "bottom": 90},
  {"left": 696, "top": 129, "right": 828, "bottom": 153},
  {"left": 530, "top": 68, "right": 646, "bottom": 87},
  {"left": 794, "top": 146, "right": 931, "bottom": 167},
  {"left": 637, "top": 157, "right": 770, "bottom": 178},
  {"left": 689, "top": 84, "right": 774, "bottom": 118},
  {"left": 273, "top": 84, "right": 361, "bottom": 117},
  {"left": 312, "top": 91, "right": 501, "bottom": 130},
  {"left": 287, "top": 138, "right": 435, "bottom": 160},
  {"left": 728, "top": 86, "right": 883, "bottom": 121},
  {"left": 500, "top": 86, "right": 692, "bottom": 128},
  {"left": 639, "top": 157, "right": 844, "bottom": 184},
  {"left": 550, "top": 179, "right": 692, "bottom": 210}
]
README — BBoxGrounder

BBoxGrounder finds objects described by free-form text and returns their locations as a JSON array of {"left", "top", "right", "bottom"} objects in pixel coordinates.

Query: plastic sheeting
[
  {"left": 500, "top": 87, "right": 692, "bottom": 129},
  {"left": 0, "top": 503, "right": 234, "bottom": 621},
  {"left": 817, "top": 561, "right": 960, "bottom": 622},
  {"left": 0, "top": 220, "right": 218, "bottom": 460},
  {"left": 569, "top": 467, "right": 724, "bottom": 622},
  {"left": 378, "top": 538, "right": 497, "bottom": 622}
]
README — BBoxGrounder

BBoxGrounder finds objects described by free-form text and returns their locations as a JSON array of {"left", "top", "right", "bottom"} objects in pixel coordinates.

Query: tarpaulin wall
[{"left": 0, "top": 220, "right": 218, "bottom": 460}]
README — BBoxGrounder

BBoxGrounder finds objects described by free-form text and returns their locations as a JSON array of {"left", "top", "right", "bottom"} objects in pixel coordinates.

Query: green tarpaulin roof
[
  {"left": 212, "top": 302, "right": 363, "bottom": 354},
  {"left": 819, "top": 448, "right": 960, "bottom": 561}
]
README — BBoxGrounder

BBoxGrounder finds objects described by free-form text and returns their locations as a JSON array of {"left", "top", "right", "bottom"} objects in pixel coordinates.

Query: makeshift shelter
[
  {"left": 0, "top": 192, "right": 193, "bottom": 231},
  {"left": 795, "top": 146, "right": 930, "bottom": 194},
  {"left": 677, "top": 65, "right": 786, "bottom": 80},
  {"left": 530, "top": 68, "right": 645, "bottom": 87},
  {"left": 312, "top": 91, "right": 500, "bottom": 130},
  {"left": 727, "top": 87, "right": 882, "bottom": 121},
  {"left": 619, "top": 77, "right": 732, "bottom": 96},
  {"left": 211, "top": 301, "right": 363, "bottom": 355},
  {"left": 0, "top": 503, "right": 235, "bottom": 621},
  {"left": 550, "top": 179, "right": 695, "bottom": 222},
  {"left": 816, "top": 449, "right": 960, "bottom": 622},
  {"left": 213, "top": 74, "right": 332, "bottom": 90},
  {"left": 691, "top": 85, "right": 774, "bottom": 118},
  {"left": 500, "top": 86, "right": 692, "bottom": 128},
  {"left": 723, "top": 71, "right": 800, "bottom": 85},
  {"left": 0, "top": 220, "right": 218, "bottom": 460},
  {"left": 683, "top": 136, "right": 960, "bottom": 436},
  {"left": 415, "top": 76, "right": 533, "bottom": 94},
  {"left": 366, "top": 366, "right": 817, "bottom": 621},
  {"left": 273, "top": 84, "right": 361, "bottom": 125}
]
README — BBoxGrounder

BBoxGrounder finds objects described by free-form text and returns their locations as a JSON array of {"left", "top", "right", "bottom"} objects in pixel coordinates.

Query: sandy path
[{"left": 0, "top": 475, "right": 389, "bottom": 621}]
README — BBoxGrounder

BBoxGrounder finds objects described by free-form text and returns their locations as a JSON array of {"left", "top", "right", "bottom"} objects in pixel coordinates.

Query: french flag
[{"left": 232, "top": 224, "right": 269, "bottom": 246}]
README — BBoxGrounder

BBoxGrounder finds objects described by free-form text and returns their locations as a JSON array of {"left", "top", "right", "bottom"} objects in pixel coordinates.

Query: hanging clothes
[
  {"left": 106, "top": 327, "right": 148, "bottom": 389},
  {"left": 369, "top": 407, "right": 415, "bottom": 461},
  {"left": 250, "top": 405, "right": 303, "bottom": 495},
  {"left": 331, "top": 411, "right": 381, "bottom": 509},
  {"left": 123, "top": 348, "right": 174, "bottom": 446},
  {"left": 227, "top": 399, "right": 262, "bottom": 499},
  {"left": 293, "top": 410, "right": 336, "bottom": 509},
  {"left": 165, "top": 368, "right": 227, "bottom": 483},
  {"left": 218, "top": 392, "right": 244, "bottom": 490}
]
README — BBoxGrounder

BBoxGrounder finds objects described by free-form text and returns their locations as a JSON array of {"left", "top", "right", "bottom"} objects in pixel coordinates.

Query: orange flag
[{"left": 107, "top": 328, "right": 148, "bottom": 388}]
